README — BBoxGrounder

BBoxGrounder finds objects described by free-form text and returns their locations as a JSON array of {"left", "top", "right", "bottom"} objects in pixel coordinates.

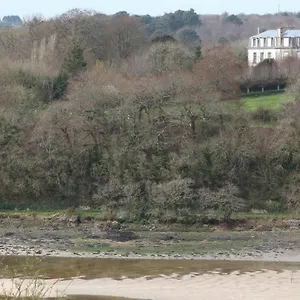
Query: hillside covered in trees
[
  {"left": 1, "top": 9, "right": 300, "bottom": 224},
  {"left": 5, "top": 9, "right": 300, "bottom": 42}
]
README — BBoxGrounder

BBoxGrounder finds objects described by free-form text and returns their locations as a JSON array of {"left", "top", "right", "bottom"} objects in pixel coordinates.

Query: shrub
[
  {"left": 251, "top": 107, "right": 276, "bottom": 122},
  {"left": 151, "top": 179, "right": 201, "bottom": 224}
]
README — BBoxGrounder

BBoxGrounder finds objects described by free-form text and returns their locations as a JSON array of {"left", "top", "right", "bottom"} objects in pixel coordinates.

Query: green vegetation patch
[{"left": 239, "top": 90, "right": 290, "bottom": 112}]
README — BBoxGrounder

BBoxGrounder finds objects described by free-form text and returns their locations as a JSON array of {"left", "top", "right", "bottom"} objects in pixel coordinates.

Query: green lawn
[
  {"left": 239, "top": 90, "right": 291, "bottom": 112},
  {"left": 161, "top": 90, "right": 293, "bottom": 115}
]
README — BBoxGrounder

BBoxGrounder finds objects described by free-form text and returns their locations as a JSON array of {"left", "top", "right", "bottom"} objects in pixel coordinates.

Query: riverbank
[
  {"left": 2, "top": 269, "right": 300, "bottom": 300},
  {"left": 0, "top": 211, "right": 300, "bottom": 261}
]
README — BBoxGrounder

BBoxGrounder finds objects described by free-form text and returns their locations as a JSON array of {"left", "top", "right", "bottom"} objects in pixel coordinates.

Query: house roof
[{"left": 251, "top": 29, "right": 300, "bottom": 38}]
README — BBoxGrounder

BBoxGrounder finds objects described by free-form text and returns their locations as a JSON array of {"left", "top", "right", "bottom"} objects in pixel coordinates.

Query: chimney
[
  {"left": 257, "top": 27, "right": 260, "bottom": 34},
  {"left": 277, "top": 27, "right": 282, "bottom": 37}
]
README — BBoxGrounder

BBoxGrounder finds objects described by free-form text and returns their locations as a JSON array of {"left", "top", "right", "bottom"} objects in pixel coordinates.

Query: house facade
[{"left": 248, "top": 27, "right": 300, "bottom": 66}]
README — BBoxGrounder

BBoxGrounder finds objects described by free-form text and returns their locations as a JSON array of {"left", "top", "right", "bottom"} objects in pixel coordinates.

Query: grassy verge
[
  {"left": 233, "top": 211, "right": 300, "bottom": 220},
  {"left": 0, "top": 209, "right": 100, "bottom": 217},
  {"left": 0, "top": 209, "right": 299, "bottom": 223}
]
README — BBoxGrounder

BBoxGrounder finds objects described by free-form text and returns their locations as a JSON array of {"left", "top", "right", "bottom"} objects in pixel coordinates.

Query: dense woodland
[
  {"left": 1, "top": 9, "right": 300, "bottom": 223},
  {"left": 6, "top": 10, "right": 300, "bottom": 40}
]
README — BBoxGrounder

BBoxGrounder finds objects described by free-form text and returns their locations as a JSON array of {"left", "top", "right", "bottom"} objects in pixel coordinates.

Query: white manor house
[{"left": 248, "top": 26, "right": 300, "bottom": 66}]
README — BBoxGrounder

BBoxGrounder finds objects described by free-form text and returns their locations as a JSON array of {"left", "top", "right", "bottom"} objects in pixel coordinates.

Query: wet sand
[
  {"left": 2, "top": 270, "right": 300, "bottom": 300},
  {"left": 1, "top": 256, "right": 300, "bottom": 299}
]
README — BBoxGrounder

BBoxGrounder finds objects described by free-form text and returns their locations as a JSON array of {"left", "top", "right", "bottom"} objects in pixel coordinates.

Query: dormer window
[{"left": 253, "top": 39, "right": 257, "bottom": 47}]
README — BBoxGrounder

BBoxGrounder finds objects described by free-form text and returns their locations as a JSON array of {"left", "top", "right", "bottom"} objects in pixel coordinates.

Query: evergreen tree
[
  {"left": 52, "top": 72, "right": 69, "bottom": 100},
  {"left": 195, "top": 44, "right": 202, "bottom": 61},
  {"left": 65, "top": 44, "right": 87, "bottom": 75}
]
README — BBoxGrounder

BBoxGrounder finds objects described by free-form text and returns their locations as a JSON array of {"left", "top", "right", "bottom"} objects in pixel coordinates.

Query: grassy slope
[
  {"left": 239, "top": 90, "right": 290, "bottom": 111},
  {"left": 157, "top": 91, "right": 290, "bottom": 121}
]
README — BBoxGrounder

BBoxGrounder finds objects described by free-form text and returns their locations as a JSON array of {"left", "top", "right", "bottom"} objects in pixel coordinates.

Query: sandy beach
[{"left": 2, "top": 270, "right": 300, "bottom": 300}]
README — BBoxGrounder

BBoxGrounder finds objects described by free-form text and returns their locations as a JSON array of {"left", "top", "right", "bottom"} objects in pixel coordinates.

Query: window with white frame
[
  {"left": 253, "top": 52, "right": 257, "bottom": 63},
  {"left": 260, "top": 52, "right": 264, "bottom": 61},
  {"left": 268, "top": 52, "right": 272, "bottom": 59}
]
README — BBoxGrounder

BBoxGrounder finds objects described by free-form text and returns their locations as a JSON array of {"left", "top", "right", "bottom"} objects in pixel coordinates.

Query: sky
[{"left": 1, "top": 0, "right": 300, "bottom": 19}]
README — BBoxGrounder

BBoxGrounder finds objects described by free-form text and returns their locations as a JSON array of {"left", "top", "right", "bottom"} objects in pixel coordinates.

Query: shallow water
[
  {"left": 2, "top": 256, "right": 300, "bottom": 300},
  {"left": 1, "top": 256, "right": 300, "bottom": 280}
]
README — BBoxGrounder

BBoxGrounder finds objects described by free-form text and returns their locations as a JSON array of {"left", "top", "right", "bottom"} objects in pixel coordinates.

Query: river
[{"left": 1, "top": 256, "right": 300, "bottom": 299}]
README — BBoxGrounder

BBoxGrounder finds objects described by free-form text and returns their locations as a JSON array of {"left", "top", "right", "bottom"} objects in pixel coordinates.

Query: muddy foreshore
[
  {"left": 1, "top": 213, "right": 300, "bottom": 300},
  {"left": 0, "top": 212, "right": 300, "bottom": 261}
]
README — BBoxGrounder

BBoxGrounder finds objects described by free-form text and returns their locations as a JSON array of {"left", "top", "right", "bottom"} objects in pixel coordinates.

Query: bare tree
[
  {"left": 0, "top": 27, "right": 31, "bottom": 60},
  {"left": 236, "top": 62, "right": 256, "bottom": 93},
  {"left": 104, "top": 16, "right": 147, "bottom": 61},
  {"left": 251, "top": 59, "right": 281, "bottom": 92},
  {"left": 193, "top": 44, "right": 240, "bottom": 99}
]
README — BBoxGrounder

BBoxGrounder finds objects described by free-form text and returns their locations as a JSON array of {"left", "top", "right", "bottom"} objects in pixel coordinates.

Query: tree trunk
[{"left": 191, "top": 117, "right": 196, "bottom": 140}]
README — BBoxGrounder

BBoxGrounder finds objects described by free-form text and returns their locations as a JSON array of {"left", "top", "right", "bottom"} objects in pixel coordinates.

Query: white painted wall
[
  {"left": 267, "top": 38, "right": 272, "bottom": 47},
  {"left": 283, "top": 38, "right": 290, "bottom": 47},
  {"left": 248, "top": 48, "right": 278, "bottom": 66},
  {"left": 248, "top": 36, "right": 300, "bottom": 66}
]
